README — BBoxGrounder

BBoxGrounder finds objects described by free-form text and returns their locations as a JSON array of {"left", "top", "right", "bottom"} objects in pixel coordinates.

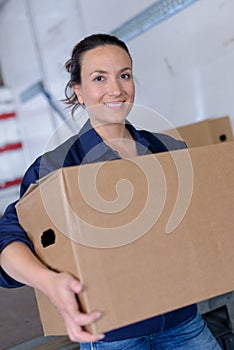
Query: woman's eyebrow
[
  {"left": 90, "top": 67, "right": 132, "bottom": 76},
  {"left": 120, "top": 67, "right": 132, "bottom": 72},
  {"left": 89, "top": 70, "right": 108, "bottom": 76}
]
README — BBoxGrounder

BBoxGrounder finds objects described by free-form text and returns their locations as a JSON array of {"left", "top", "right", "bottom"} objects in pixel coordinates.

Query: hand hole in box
[
  {"left": 41, "top": 229, "right": 56, "bottom": 248},
  {"left": 219, "top": 134, "right": 227, "bottom": 142}
]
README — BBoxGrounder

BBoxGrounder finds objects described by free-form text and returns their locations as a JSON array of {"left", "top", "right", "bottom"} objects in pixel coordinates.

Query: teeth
[{"left": 105, "top": 102, "right": 123, "bottom": 108}]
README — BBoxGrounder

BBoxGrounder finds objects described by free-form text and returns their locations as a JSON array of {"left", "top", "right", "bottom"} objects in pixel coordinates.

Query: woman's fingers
[
  {"left": 69, "top": 277, "right": 84, "bottom": 294},
  {"left": 63, "top": 308, "right": 104, "bottom": 343},
  {"left": 73, "top": 310, "right": 102, "bottom": 326},
  {"left": 68, "top": 328, "right": 105, "bottom": 343},
  {"left": 46, "top": 272, "right": 105, "bottom": 343}
]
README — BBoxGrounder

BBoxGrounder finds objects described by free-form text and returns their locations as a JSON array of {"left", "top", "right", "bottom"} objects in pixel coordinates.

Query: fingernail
[
  {"left": 95, "top": 311, "right": 102, "bottom": 318},
  {"left": 96, "top": 334, "right": 105, "bottom": 340}
]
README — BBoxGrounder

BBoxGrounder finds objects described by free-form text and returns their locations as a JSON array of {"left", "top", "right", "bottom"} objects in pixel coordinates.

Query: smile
[{"left": 104, "top": 101, "right": 125, "bottom": 110}]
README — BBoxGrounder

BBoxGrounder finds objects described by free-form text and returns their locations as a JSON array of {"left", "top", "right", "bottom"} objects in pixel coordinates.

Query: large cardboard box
[
  {"left": 163, "top": 116, "right": 233, "bottom": 147},
  {"left": 16, "top": 142, "right": 234, "bottom": 336}
]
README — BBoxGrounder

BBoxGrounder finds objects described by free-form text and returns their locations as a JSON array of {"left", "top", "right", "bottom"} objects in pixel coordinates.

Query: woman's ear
[{"left": 73, "top": 84, "right": 84, "bottom": 105}]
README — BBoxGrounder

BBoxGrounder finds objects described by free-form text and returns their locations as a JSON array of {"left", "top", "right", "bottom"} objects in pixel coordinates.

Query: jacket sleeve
[
  {"left": 0, "top": 158, "right": 41, "bottom": 288},
  {"left": 0, "top": 135, "right": 79, "bottom": 288}
]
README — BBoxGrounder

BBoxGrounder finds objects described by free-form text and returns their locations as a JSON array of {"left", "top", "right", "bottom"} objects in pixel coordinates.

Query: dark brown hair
[{"left": 63, "top": 33, "right": 132, "bottom": 116}]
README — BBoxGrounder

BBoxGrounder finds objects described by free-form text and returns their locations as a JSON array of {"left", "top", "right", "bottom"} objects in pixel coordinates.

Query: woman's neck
[{"left": 91, "top": 121, "right": 128, "bottom": 141}]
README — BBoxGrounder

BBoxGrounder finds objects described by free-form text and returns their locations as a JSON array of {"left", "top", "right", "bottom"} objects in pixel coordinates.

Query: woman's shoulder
[
  {"left": 138, "top": 129, "right": 187, "bottom": 152},
  {"left": 20, "top": 133, "right": 81, "bottom": 195}
]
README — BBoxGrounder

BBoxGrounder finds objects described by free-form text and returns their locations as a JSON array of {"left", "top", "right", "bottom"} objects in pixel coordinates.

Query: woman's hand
[
  {"left": 44, "top": 271, "right": 105, "bottom": 343},
  {"left": 1, "top": 242, "right": 104, "bottom": 343}
]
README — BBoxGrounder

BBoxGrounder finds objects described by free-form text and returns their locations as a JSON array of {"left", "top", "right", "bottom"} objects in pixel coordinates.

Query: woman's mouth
[{"left": 104, "top": 101, "right": 125, "bottom": 110}]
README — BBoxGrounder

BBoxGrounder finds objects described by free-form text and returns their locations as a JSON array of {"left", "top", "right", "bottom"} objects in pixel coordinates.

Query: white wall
[
  {"left": 0, "top": 0, "right": 234, "bottom": 210},
  {"left": 128, "top": 0, "right": 234, "bottom": 131}
]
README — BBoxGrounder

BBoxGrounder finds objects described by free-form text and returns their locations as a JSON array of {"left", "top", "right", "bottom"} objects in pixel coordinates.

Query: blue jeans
[{"left": 80, "top": 314, "right": 222, "bottom": 349}]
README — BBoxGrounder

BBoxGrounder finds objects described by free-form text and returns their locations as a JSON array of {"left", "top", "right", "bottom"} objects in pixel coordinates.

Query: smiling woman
[
  {"left": 0, "top": 33, "right": 222, "bottom": 350},
  {"left": 64, "top": 34, "right": 133, "bottom": 114},
  {"left": 72, "top": 45, "right": 135, "bottom": 140},
  {"left": 64, "top": 34, "right": 137, "bottom": 158}
]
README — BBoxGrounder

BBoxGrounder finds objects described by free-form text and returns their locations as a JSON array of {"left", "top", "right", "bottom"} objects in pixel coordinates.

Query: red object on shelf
[
  {"left": 0, "top": 177, "right": 22, "bottom": 190},
  {"left": 0, "top": 112, "right": 16, "bottom": 120},
  {"left": 0, "top": 111, "right": 24, "bottom": 191},
  {"left": 0, "top": 142, "right": 22, "bottom": 153}
]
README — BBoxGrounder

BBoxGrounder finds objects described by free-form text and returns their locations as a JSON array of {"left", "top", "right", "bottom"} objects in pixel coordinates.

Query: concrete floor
[
  {"left": 0, "top": 286, "right": 79, "bottom": 349},
  {"left": 0, "top": 285, "right": 43, "bottom": 349},
  {"left": 1, "top": 285, "right": 233, "bottom": 349}
]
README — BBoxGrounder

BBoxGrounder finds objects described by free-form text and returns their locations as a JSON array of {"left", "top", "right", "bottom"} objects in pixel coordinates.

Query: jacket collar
[{"left": 77, "top": 119, "right": 150, "bottom": 164}]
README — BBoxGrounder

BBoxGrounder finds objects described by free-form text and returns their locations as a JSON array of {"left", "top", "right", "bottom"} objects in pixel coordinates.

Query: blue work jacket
[{"left": 0, "top": 119, "right": 197, "bottom": 341}]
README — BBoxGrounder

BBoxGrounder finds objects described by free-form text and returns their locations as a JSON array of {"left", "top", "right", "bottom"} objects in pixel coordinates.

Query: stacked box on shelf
[{"left": 163, "top": 116, "right": 233, "bottom": 147}]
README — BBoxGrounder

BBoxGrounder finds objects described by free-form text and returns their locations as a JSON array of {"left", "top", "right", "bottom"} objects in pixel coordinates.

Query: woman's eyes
[
  {"left": 93, "top": 73, "right": 131, "bottom": 82},
  {"left": 94, "top": 76, "right": 105, "bottom": 82},
  {"left": 120, "top": 73, "right": 131, "bottom": 80}
]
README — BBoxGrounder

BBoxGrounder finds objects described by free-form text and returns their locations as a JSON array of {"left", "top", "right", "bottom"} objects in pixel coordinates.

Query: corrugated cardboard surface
[
  {"left": 16, "top": 142, "right": 234, "bottom": 335},
  {"left": 163, "top": 116, "right": 233, "bottom": 147}
]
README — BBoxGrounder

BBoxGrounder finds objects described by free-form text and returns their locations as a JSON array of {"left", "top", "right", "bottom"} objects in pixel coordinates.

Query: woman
[{"left": 0, "top": 34, "right": 221, "bottom": 349}]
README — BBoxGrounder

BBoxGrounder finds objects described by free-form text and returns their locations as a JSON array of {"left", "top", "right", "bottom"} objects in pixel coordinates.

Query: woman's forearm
[
  {"left": 0, "top": 241, "right": 56, "bottom": 294},
  {"left": 0, "top": 241, "right": 104, "bottom": 342}
]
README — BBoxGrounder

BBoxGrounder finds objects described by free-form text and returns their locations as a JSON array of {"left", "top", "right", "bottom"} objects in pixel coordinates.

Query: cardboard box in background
[
  {"left": 163, "top": 116, "right": 233, "bottom": 147},
  {"left": 16, "top": 142, "right": 234, "bottom": 336}
]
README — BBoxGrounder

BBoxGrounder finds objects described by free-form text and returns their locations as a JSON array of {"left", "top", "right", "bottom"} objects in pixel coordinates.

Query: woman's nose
[{"left": 107, "top": 78, "right": 122, "bottom": 96}]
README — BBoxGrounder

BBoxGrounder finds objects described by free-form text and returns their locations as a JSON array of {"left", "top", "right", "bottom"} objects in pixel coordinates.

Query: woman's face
[{"left": 73, "top": 44, "right": 135, "bottom": 127}]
